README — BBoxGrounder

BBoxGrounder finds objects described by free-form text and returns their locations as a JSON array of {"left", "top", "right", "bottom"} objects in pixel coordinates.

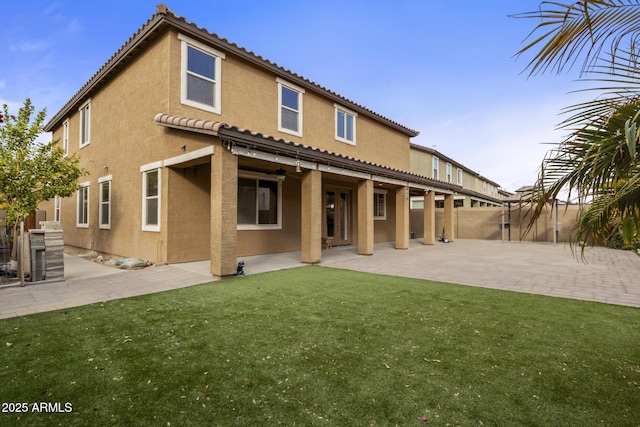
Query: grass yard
[{"left": 1, "top": 266, "right": 639, "bottom": 426}]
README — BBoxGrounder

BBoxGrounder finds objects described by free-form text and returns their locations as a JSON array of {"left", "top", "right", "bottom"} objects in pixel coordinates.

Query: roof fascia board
[
  {"left": 410, "top": 143, "right": 476, "bottom": 175},
  {"left": 410, "top": 143, "right": 503, "bottom": 188},
  {"left": 217, "top": 127, "right": 460, "bottom": 192},
  {"left": 154, "top": 12, "right": 420, "bottom": 137},
  {"left": 46, "top": 8, "right": 419, "bottom": 138}
]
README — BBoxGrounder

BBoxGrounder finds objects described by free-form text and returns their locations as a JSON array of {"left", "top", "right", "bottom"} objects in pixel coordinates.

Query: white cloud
[
  {"left": 10, "top": 41, "right": 49, "bottom": 53},
  {"left": 409, "top": 93, "right": 574, "bottom": 192},
  {"left": 44, "top": 1, "right": 65, "bottom": 17},
  {"left": 66, "top": 18, "right": 82, "bottom": 34}
]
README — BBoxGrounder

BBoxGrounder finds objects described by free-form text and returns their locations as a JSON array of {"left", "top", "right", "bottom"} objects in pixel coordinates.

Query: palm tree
[{"left": 514, "top": 1, "right": 640, "bottom": 247}]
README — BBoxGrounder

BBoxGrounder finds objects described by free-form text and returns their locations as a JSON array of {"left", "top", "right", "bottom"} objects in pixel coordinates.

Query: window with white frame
[
  {"left": 79, "top": 100, "right": 90, "bottom": 148},
  {"left": 237, "top": 173, "right": 282, "bottom": 230},
  {"left": 77, "top": 182, "right": 89, "bottom": 228},
  {"left": 62, "top": 119, "right": 69, "bottom": 155},
  {"left": 179, "top": 33, "right": 225, "bottom": 114},
  {"left": 142, "top": 168, "right": 161, "bottom": 232},
  {"left": 335, "top": 104, "right": 357, "bottom": 144},
  {"left": 446, "top": 163, "right": 452, "bottom": 183},
  {"left": 457, "top": 168, "right": 463, "bottom": 185},
  {"left": 99, "top": 176, "right": 112, "bottom": 229},
  {"left": 277, "top": 78, "right": 304, "bottom": 136},
  {"left": 432, "top": 157, "right": 439, "bottom": 179},
  {"left": 374, "top": 189, "right": 387, "bottom": 220},
  {"left": 54, "top": 195, "right": 61, "bottom": 222}
]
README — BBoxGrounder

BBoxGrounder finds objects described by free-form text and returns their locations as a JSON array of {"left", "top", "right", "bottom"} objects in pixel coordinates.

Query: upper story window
[
  {"left": 335, "top": 104, "right": 357, "bottom": 145},
  {"left": 62, "top": 119, "right": 69, "bottom": 155},
  {"left": 446, "top": 163, "right": 452, "bottom": 183},
  {"left": 179, "top": 33, "right": 225, "bottom": 114},
  {"left": 432, "top": 157, "right": 439, "bottom": 179},
  {"left": 457, "top": 168, "right": 463, "bottom": 185},
  {"left": 79, "top": 100, "right": 90, "bottom": 148},
  {"left": 277, "top": 78, "right": 304, "bottom": 137}
]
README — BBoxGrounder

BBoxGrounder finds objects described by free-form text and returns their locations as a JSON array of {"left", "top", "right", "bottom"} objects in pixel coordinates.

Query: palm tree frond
[{"left": 513, "top": 1, "right": 640, "bottom": 76}]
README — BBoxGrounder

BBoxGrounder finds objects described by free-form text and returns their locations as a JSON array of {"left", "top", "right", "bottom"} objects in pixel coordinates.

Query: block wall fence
[{"left": 410, "top": 204, "right": 581, "bottom": 243}]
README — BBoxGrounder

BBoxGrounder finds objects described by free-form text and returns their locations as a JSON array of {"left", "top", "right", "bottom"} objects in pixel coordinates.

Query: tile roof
[
  {"left": 410, "top": 143, "right": 503, "bottom": 188},
  {"left": 154, "top": 113, "right": 227, "bottom": 135},
  {"left": 45, "top": 4, "right": 419, "bottom": 137},
  {"left": 154, "top": 113, "right": 460, "bottom": 193}
]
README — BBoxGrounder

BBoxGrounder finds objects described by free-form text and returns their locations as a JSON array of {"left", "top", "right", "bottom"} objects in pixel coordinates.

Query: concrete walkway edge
[{"left": 1, "top": 240, "right": 639, "bottom": 319}]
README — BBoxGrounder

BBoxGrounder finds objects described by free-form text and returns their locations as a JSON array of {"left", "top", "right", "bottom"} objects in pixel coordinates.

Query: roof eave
[
  {"left": 45, "top": 5, "right": 419, "bottom": 138},
  {"left": 161, "top": 13, "right": 419, "bottom": 137},
  {"left": 44, "top": 14, "right": 169, "bottom": 132}
]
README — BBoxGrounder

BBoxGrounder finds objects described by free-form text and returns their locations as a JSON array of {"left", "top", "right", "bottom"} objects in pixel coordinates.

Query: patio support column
[
  {"left": 210, "top": 149, "right": 238, "bottom": 277},
  {"left": 301, "top": 169, "right": 322, "bottom": 264},
  {"left": 357, "top": 179, "right": 374, "bottom": 255},
  {"left": 423, "top": 190, "right": 435, "bottom": 245},
  {"left": 444, "top": 193, "right": 455, "bottom": 242},
  {"left": 395, "top": 186, "right": 410, "bottom": 249}
]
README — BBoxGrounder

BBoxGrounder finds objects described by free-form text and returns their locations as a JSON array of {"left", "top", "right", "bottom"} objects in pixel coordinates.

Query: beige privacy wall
[{"left": 410, "top": 205, "right": 581, "bottom": 243}]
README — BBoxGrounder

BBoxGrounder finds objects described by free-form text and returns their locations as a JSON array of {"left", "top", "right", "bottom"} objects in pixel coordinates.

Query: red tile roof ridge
[
  {"left": 154, "top": 113, "right": 228, "bottom": 134},
  {"left": 152, "top": 5, "right": 419, "bottom": 136},
  {"left": 46, "top": 4, "right": 420, "bottom": 137}
]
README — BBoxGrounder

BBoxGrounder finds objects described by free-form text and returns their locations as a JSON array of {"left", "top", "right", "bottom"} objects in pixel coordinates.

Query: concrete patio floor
[{"left": 1, "top": 239, "right": 639, "bottom": 319}]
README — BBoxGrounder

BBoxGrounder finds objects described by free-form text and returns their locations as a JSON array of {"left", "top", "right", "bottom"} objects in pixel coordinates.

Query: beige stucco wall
[
  {"left": 236, "top": 174, "right": 302, "bottom": 257},
  {"left": 44, "top": 34, "right": 178, "bottom": 262},
  {"left": 167, "top": 29, "right": 412, "bottom": 171},
  {"left": 410, "top": 205, "right": 580, "bottom": 243},
  {"left": 165, "top": 164, "right": 211, "bottom": 262},
  {"left": 41, "top": 28, "right": 416, "bottom": 263},
  {"left": 374, "top": 187, "right": 397, "bottom": 243}
]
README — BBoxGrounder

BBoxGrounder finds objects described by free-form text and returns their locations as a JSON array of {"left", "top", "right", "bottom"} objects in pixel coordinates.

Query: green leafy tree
[
  {"left": 515, "top": 1, "right": 640, "bottom": 247},
  {"left": 0, "top": 98, "right": 86, "bottom": 228}
]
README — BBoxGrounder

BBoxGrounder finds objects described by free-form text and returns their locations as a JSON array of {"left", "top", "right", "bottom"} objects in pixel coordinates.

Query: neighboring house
[
  {"left": 41, "top": 4, "right": 462, "bottom": 277},
  {"left": 409, "top": 144, "right": 509, "bottom": 208}
]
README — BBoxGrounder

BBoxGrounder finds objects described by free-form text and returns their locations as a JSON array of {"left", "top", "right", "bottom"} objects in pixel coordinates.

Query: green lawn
[{"left": 1, "top": 266, "right": 639, "bottom": 426}]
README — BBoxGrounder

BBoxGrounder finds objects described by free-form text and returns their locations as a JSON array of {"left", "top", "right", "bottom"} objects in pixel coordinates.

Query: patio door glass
[{"left": 325, "top": 187, "right": 351, "bottom": 245}]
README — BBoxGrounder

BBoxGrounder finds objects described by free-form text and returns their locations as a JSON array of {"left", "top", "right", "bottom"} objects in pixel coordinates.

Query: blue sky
[{"left": 1, "top": 1, "right": 587, "bottom": 192}]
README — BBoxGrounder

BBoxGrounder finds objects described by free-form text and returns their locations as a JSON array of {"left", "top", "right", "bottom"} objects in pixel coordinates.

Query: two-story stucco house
[
  {"left": 41, "top": 4, "right": 462, "bottom": 277},
  {"left": 410, "top": 144, "right": 508, "bottom": 208}
]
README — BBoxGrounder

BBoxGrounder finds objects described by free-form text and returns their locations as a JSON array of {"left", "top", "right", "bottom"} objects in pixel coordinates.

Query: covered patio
[{"left": 154, "top": 113, "right": 462, "bottom": 277}]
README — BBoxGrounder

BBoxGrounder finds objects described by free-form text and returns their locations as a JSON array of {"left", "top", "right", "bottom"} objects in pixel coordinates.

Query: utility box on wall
[{"left": 29, "top": 223, "right": 64, "bottom": 283}]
